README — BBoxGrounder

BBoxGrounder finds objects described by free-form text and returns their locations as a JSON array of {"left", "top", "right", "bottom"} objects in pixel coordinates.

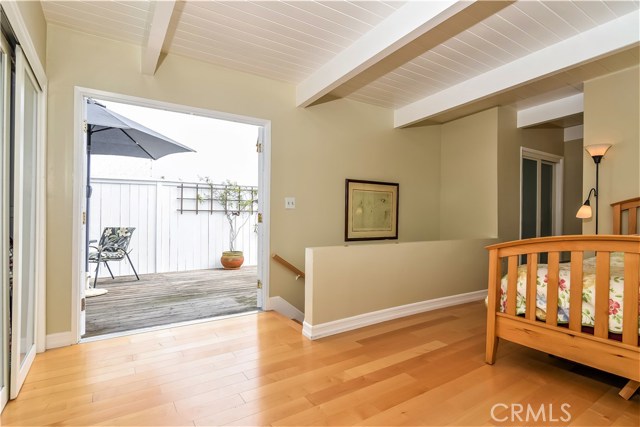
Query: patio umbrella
[
  {"left": 86, "top": 98, "right": 194, "bottom": 159},
  {"left": 85, "top": 98, "right": 195, "bottom": 271}
]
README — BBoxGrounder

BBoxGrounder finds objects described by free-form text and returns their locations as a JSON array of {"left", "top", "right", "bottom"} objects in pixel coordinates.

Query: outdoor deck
[{"left": 84, "top": 266, "right": 258, "bottom": 338}]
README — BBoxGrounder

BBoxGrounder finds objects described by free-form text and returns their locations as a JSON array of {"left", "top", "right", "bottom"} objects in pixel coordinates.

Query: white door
[
  {"left": 256, "top": 126, "right": 269, "bottom": 309},
  {"left": 10, "top": 46, "right": 41, "bottom": 399},
  {"left": 0, "top": 33, "right": 11, "bottom": 412},
  {"left": 256, "top": 125, "right": 269, "bottom": 310}
]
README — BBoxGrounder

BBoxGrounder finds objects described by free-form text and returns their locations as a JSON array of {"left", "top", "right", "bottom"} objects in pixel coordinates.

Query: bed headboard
[{"left": 611, "top": 197, "right": 640, "bottom": 235}]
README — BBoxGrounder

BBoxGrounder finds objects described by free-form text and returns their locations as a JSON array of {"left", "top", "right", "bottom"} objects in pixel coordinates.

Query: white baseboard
[
  {"left": 269, "top": 296, "right": 305, "bottom": 323},
  {"left": 302, "top": 289, "right": 487, "bottom": 340},
  {"left": 45, "top": 331, "right": 75, "bottom": 349}
]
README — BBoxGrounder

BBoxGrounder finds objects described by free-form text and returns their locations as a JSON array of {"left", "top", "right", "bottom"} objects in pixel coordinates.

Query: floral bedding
[{"left": 498, "top": 252, "right": 640, "bottom": 334}]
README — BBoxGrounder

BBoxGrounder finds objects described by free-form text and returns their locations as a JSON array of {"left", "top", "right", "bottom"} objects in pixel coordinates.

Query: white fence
[{"left": 89, "top": 178, "right": 258, "bottom": 278}]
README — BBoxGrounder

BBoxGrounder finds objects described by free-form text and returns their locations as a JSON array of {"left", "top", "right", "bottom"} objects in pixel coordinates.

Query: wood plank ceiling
[{"left": 40, "top": 0, "right": 640, "bottom": 127}]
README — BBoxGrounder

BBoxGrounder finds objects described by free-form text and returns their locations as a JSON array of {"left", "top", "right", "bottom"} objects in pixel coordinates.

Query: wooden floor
[
  {"left": 3, "top": 302, "right": 638, "bottom": 426},
  {"left": 85, "top": 266, "right": 257, "bottom": 337}
]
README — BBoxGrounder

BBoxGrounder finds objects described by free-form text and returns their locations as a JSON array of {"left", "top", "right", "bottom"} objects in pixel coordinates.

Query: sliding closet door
[
  {"left": 521, "top": 158, "right": 538, "bottom": 240},
  {"left": 10, "top": 46, "right": 40, "bottom": 399},
  {"left": 0, "top": 33, "right": 10, "bottom": 412},
  {"left": 521, "top": 155, "right": 561, "bottom": 240},
  {"left": 521, "top": 149, "right": 563, "bottom": 263}
]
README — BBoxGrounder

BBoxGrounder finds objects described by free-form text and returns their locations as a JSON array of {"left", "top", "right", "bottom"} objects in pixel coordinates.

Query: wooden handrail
[{"left": 272, "top": 254, "right": 305, "bottom": 280}]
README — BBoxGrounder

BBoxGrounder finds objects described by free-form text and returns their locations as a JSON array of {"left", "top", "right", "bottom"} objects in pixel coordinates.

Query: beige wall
[
  {"left": 563, "top": 138, "right": 584, "bottom": 235},
  {"left": 498, "top": 107, "right": 565, "bottom": 242},
  {"left": 305, "top": 239, "right": 495, "bottom": 326},
  {"left": 303, "top": 106, "right": 570, "bottom": 328},
  {"left": 583, "top": 66, "right": 640, "bottom": 234},
  {"left": 45, "top": 25, "right": 441, "bottom": 333},
  {"left": 440, "top": 106, "right": 565, "bottom": 243},
  {"left": 497, "top": 107, "right": 521, "bottom": 242},
  {"left": 440, "top": 108, "right": 498, "bottom": 240},
  {"left": 519, "top": 129, "right": 565, "bottom": 158},
  {"left": 12, "top": 0, "right": 47, "bottom": 70}
]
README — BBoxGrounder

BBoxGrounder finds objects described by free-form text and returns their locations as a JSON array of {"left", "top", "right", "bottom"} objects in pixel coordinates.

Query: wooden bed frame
[{"left": 486, "top": 197, "right": 640, "bottom": 400}]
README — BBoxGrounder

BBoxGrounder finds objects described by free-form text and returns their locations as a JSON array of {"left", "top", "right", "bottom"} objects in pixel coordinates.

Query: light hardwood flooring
[
  {"left": 85, "top": 267, "right": 258, "bottom": 337},
  {"left": 3, "top": 302, "right": 638, "bottom": 426}
]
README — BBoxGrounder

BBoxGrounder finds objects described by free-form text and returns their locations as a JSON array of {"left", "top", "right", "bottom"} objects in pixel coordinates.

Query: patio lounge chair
[{"left": 88, "top": 227, "right": 140, "bottom": 288}]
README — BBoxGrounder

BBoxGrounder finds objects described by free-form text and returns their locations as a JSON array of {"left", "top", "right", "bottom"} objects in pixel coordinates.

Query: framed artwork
[{"left": 345, "top": 179, "right": 399, "bottom": 241}]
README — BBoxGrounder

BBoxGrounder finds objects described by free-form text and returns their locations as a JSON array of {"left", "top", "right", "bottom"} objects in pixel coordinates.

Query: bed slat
[
  {"left": 506, "top": 256, "right": 518, "bottom": 316},
  {"left": 546, "top": 252, "right": 560, "bottom": 326},
  {"left": 526, "top": 253, "right": 538, "bottom": 321},
  {"left": 594, "top": 252, "right": 611, "bottom": 339},
  {"left": 569, "top": 251, "right": 584, "bottom": 332},
  {"left": 622, "top": 253, "right": 639, "bottom": 346}
]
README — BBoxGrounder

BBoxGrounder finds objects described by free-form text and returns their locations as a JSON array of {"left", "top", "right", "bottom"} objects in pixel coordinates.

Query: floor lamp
[{"left": 576, "top": 144, "right": 612, "bottom": 234}]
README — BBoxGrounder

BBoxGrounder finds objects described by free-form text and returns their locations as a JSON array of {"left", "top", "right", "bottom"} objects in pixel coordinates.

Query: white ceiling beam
[
  {"left": 141, "top": 0, "right": 177, "bottom": 76},
  {"left": 517, "top": 93, "right": 584, "bottom": 128},
  {"left": 296, "top": 0, "right": 489, "bottom": 108},
  {"left": 564, "top": 125, "right": 584, "bottom": 142},
  {"left": 394, "top": 11, "right": 640, "bottom": 128}
]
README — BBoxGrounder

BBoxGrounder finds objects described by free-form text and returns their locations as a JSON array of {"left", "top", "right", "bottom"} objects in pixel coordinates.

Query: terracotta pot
[{"left": 220, "top": 251, "right": 244, "bottom": 270}]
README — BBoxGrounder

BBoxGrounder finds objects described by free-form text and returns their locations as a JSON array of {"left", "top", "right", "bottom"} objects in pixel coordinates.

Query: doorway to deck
[{"left": 73, "top": 90, "right": 270, "bottom": 341}]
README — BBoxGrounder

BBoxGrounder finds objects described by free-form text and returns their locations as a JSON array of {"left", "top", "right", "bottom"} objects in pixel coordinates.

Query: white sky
[{"left": 90, "top": 99, "right": 259, "bottom": 186}]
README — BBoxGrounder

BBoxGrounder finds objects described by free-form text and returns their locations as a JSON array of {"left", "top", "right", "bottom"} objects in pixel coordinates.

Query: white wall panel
[{"left": 89, "top": 178, "right": 257, "bottom": 279}]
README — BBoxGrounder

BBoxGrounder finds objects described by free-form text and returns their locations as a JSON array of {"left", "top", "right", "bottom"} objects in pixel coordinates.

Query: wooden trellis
[{"left": 177, "top": 182, "right": 258, "bottom": 215}]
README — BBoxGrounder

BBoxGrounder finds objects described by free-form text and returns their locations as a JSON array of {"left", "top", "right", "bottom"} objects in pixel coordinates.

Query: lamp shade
[
  {"left": 585, "top": 144, "right": 612, "bottom": 158},
  {"left": 576, "top": 204, "right": 592, "bottom": 219}
]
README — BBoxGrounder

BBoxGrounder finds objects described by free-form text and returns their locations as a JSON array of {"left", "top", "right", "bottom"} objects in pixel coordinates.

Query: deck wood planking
[{"left": 85, "top": 266, "right": 258, "bottom": 337}]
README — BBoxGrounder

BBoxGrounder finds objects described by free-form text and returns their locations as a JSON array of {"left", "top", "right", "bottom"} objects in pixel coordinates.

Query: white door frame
[
  {"left": 0, "top": 31, "right": 11, "bottom": 412},
  {"left": 520, "top": 147, "right": 564, "bottom": 239},
  {"left": 71, "top": 87, "right": 271, "bottom": 343}
]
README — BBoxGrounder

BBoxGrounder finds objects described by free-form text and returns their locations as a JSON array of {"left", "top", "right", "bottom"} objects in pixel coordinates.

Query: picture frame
[{"left": 345, "top": 179, "right": 399, "bottom": 241}]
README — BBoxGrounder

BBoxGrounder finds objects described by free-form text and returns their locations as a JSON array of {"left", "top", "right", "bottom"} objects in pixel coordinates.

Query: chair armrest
[{"left": 101, "top": 243, "right": 120, "bottom": 252}]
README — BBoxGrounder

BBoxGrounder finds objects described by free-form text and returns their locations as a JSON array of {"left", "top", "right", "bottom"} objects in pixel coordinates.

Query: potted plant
[{"left": 213, "top": 180, "right": 257, "bottom": 269}]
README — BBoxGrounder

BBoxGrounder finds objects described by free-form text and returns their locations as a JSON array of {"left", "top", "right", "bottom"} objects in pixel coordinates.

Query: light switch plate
[{"left": 285, "top": 197, "right": 296, "bottom": 209}]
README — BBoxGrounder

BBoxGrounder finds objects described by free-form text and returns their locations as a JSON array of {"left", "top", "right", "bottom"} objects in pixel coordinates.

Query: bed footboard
[{"left": 485, "top": 235, "right": 640, "bottom": 399}]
